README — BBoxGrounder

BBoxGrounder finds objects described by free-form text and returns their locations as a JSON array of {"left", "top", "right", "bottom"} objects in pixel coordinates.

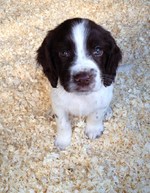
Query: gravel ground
[{"left": 0, "top": 0, "right": 150, "bottom": 192}]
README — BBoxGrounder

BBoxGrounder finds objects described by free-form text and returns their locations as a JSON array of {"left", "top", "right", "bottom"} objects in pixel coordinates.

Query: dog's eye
[
  {"left": 59, "top": 50, "right": 70, "bottom": 58},
  {"left": 93, "top": 46, "right": 103, "bottom": 57}
]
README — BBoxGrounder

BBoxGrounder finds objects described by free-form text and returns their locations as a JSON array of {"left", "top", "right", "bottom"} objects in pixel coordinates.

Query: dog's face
[{"left": 37, "top": 18, "right": 122, "bottom": 93}]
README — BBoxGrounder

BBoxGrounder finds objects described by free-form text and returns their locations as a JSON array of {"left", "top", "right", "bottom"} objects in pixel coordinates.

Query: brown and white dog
[{"left": 37, "top": 18, "right": 122, "bottom": 150}]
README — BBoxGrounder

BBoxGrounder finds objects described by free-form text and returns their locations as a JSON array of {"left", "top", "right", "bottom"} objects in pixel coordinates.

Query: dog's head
[{"left": 37, "top": 18, "right": 122, "bottom": 93}]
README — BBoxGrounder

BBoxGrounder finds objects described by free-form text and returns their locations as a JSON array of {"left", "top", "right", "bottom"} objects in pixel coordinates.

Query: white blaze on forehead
[
  {"left": 71, "top": 21, "right": 87, "bottom": 60},
  {"left": 70, "top": 20, "right": 102, "bottom": 91},
  {"left": 71, "top": 21, "right": 99, "bottom": 72}
]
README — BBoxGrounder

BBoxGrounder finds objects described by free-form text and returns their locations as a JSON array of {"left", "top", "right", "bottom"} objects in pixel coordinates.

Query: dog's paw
[
  {"left": 54, "top": 134, "right": 71, "bottom": 150},
  {"left": 85, "top": 124, "right": 104, "bottom": 139},
  {"left": 104, "top": 107, "right": 113, "bottom": 121}
]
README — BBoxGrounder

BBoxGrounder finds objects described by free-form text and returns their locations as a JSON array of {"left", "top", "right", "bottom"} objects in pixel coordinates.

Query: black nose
[{"left": 73, "top": 71, "right": 94, "bottom": 86}]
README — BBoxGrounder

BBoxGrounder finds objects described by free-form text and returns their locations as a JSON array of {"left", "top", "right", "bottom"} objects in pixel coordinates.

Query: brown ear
[
  {"left": 36, "top": 31, "right": 58, "bottom": 88},
  {"left": 102, "top": 36, "right": 122, "bottom": 87}
]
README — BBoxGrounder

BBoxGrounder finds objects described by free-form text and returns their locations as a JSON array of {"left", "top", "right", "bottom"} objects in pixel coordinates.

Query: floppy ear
[
  {"left": 36, "top": 31, "right": 58, "bottom": 88},
  {"left": 102, "top": 35, "right": 122, "bottom": 87}
]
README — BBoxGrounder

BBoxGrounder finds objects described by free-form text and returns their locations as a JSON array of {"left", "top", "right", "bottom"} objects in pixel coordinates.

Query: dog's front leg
[
  {"left": 85, "top": 108, "right": 107, "bottom": 139},
  {"left": 54, "top": 109, "right": 72, "bottom": 150}
]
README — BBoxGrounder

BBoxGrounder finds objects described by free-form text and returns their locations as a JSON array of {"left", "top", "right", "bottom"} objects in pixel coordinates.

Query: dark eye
[
  {"left": 59, "top": 50, "right": 70, "bottom": 58},
  {"left": 93, "top": 46, "right": 103, "bottom": 57}
]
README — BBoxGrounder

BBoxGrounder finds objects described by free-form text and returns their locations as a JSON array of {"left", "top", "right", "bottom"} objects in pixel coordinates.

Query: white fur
[
  {"left": 51, "top": 22, "right": 114, "bottom": 150},
  {"left": 72, "top": 21, "right": 87, "bottom": 61},
  {"left": 52, "top": 83, "right": 113, "bottom": 150}
]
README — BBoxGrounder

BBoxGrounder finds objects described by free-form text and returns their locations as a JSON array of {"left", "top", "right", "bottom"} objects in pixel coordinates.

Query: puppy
[{"left": 37, "top": 18, "right": 122, "bottom": 149}]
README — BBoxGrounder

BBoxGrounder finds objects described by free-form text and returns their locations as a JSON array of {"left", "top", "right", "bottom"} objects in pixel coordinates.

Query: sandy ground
[{"left": 0, "top": 0, "right": 150, "bottom": 192}]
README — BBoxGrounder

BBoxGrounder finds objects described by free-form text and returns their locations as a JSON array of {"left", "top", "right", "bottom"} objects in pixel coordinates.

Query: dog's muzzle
[{"left": 72, "top": 69, "right": 96, "bottom": 92}]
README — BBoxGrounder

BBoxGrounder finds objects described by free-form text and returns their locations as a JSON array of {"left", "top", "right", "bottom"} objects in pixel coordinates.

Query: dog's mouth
[
  {"left": 75, "top": 85, "right": 94, "bottom": 92},
  {"left": 64, "top": 82, "right": 97, "bottom": 94},
  {"left": 61, "top": 70, "right": 99, "bottom": 93}
]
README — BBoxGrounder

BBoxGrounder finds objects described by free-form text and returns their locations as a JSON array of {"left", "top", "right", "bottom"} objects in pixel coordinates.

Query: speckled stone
[{"left": 0, "top": 0, "right": 149, "bottom": 192}]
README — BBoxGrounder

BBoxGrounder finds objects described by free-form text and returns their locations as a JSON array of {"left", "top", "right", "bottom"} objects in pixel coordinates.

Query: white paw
[
  {"left": 85, "top": 124, "right": 104, "bottom": 139},
  {"left": 54, "top": 134, "right": 71, "bottom": 150},
  {"left": 104, "top": 107, "right": 113, "bottom": 121}
]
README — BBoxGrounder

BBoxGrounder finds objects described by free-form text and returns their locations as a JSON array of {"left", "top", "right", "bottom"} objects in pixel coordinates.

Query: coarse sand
[{"left": 0, "top": 0, "right": 149, "bottom": 192}]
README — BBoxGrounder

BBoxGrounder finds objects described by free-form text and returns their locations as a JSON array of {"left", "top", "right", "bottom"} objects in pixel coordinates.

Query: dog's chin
[
  {"left": 63, "top": 83, "right": 100, "bottom": 95},
  {"left": 75, "top": 85, "right": 95, "bottom": 93}
]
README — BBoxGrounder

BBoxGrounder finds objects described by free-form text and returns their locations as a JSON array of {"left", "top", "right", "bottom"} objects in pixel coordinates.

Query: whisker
[
  {"left": 101, "top": 74, "right": 114, "bottom": 78},
  {"left": 101, "top": 77, "right": 113, "bottom": 81}
]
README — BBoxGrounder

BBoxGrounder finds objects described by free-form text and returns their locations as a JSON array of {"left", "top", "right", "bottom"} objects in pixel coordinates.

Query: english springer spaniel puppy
[{"left": 37, "top": 18, "right": 122, "bottom": 150}]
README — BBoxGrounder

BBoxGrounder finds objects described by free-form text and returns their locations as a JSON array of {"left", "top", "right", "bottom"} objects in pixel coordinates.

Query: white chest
[{"left": 51, "top": 85, "right": 113, "bottom": 116}]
